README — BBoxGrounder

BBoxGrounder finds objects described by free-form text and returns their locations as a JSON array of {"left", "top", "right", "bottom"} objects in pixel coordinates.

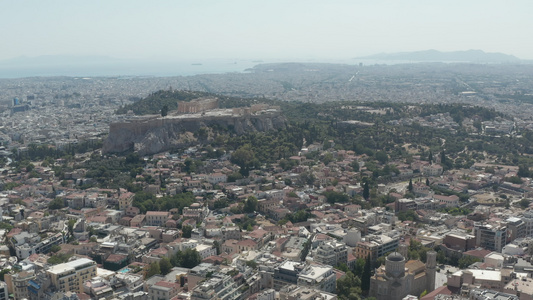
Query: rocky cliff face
[{"left": 102, "top": 110, "right": 287, "bottom": 155}]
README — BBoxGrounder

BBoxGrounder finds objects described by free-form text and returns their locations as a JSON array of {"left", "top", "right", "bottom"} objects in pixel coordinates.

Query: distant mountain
[{"left": 357, "top": 49, "right": 521, "bottom": 63}]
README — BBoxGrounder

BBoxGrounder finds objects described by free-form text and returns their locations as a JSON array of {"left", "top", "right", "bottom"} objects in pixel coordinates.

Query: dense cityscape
[{"left": 1, "top": 61, "right": 533, "bottom": 300}]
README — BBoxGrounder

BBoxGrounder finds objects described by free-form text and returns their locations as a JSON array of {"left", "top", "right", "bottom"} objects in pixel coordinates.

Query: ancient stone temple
[{"left": 177, "top": 98, "right": 219, "bottom": 114}]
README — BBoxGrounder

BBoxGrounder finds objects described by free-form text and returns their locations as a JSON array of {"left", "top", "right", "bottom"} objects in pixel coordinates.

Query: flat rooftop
[{"left": 47, "top": 258, "right": 95, "bottom": 275}]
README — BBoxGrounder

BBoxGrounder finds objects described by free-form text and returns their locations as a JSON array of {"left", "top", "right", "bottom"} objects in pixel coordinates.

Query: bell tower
[{"left": 426, "top": 251, "right": 437, "bottom": 292}]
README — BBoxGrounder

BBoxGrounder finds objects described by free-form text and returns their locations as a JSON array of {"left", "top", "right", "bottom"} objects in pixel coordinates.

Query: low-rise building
[
  {"left": 279, "top": 285, "right": 337, "bottom": 300},
  {"left": 191, "top": 273, "right": 240, "bottom": 300},
  {"left": 148, "top": 280, "right": 180, "bottom": 300},
  {"left": 297, "top": 264, "right": 336, "bottom": 294},
  {"left": 145, "top": 211, "right": 171, "bottom": 227}
]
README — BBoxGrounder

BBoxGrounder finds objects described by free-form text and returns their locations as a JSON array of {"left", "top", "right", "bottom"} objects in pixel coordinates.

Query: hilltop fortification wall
[{"left": 103, "top": 109, "right": 286, "bottom": 155}]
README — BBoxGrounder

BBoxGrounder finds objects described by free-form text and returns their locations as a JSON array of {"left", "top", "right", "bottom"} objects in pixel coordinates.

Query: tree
[
  {"left": 159, "top": 258, "right": 172, "bottom": 275},
  {"left": 337, "top": 271, "right": 362, "bottom": 299},
  {"left": 324, "top": 191, "right": 349, "bottom": 204},
  {"left": 48, "top": 197, "right": 65, "bottom": 210},
  {"left": 322, "top": 153, "right": 334, "bottom": 165},
  {"left": 213, "top": 240, "right": 221, "bottom": 255},
  {"left": 518, "top": 165, "right": 530, "bottom": 178},
  {"left": 246, "top": 260, "right": 258, "bottom": 269},
  {"left": 227, "top": 172, "right": 243, "bottom": 182},
  {"left": 363, "top": 182, "right": 370, "bottom": 200},
  {"left": 146, "top": 262, "right": 161, "bottom": 278},
  {"left": 428, "top": 151, "right": 433, "bottom": 164},
  {"left": 183, "top": 158, "right": 197, "bottom": 174},
  {"left": 48, "top": 253, "right": 72, "bottom": 265},
  {"left": 68, "top": 219, "right": 76, "bottom": 236},
  {"left": 520, "top": 198, "right": 530, "bottom": 209},
  {"left": 408, "top": 250, "right": 420, "bottom": 260},
  {"left": 50, "top": 244, "right": 61, "bottom": 253},
  {"left": 174, "top": 248, "right": 202, "bottom": 269},
  {"left": 398, "top": 210, "right": 419, "bottom": 222},
  {"left": 0, "top": 222, "right": 13, "bottom": 231},
  {"left": 0, "top": 268, "right": 10, "bottom": 281},
  {"left": 375, "top": 151, "right": 388, "bottom": 164},
  {"left": 182, "top": 225, "right": 193, "bottom": 238},
  {"left": 335, "top": 263, "right": 349, "bottom": 272},
  {"left": 426, "top": 178, "right": 430, "bottom": 186},
  {"left": 351, "top": 160, "right": 360, "bottom": 172},
  {"left": 436, "top": 250, "right": 447, "bottom": 264},
  {"left": 231, "top": 145, "right": 257, "bottom": 176},
  {"left": 376, "top": 255, "right": 386, "bottom": 267},
  {"left": 458, "top": 256, "right": 481, "bottom": 268},
  {"left": 473, "top": 120, "right": 482, "bottom": 131},
  {"left": 354, "top": 258, "right": 365, "bottom": 277},
  {"left": 440, "top": 150, "right": 446, "bottom": 165},
  {"left": 300, "top": 239, "right": 312, "bottom": 261},
  {"left": 485, "top": 166, "right": 495, "bottom": 174},
  {"left": 298, "top": 171, "right": 315, "bottom": 186},
  {"left": 361, "top": 255, "right": 371, "bottom": 293},
  {"left": 505, "top": 176, "right": 523, "bottom": 184},
  {"left": 161, "top": 105, "right": 169, "bottom": 117},
  {"left": 244, "top": 196, "right": 258, "bottom": 213},
  {"left": 408, "top": 179, "right": 413, "bottom": 192}
]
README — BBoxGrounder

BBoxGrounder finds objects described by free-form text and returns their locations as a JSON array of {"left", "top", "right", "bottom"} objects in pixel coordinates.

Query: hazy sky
[{"left": 2, "top": 0, "right": 533, "bottom": 61}]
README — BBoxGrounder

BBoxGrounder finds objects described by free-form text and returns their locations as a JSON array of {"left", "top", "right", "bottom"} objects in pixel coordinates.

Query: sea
[{"left": 0, "top": 58, "right": 429, "bottom": 79}]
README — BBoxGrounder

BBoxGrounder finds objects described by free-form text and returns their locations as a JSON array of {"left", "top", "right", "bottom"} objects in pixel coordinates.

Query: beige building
[
  {"left": 46, "top": 258, "right": 97, "bottom": 293},
  {"left": 145, "top": 211, "right": 171, "bottom": 226},
  {"left": 447, "top": 269, "right": 505, "bottom": 292},
  {"left": 503, "top": 276, "right": 533, "bottom": 300},
  {"left": 421, "top": 164, "right": 443, "bottom": 177},
  {"left": 148, "top": 280, "right": 180, "bottom": 300},
  {"left": 118, "top": 192, "right": 134, "bottom": 210},
  {"left": 355, "top": 234, "right": 399, "bottom": 262},
  {"left": 4, "top": 270, "right": 35, "bottom": 300},
  {"left": 369, "top": 251, "right": 436, "bottom": 300}
]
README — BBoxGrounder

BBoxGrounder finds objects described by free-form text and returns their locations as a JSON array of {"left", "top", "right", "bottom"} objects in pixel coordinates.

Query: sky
[{"left": 1, "top": 0, "right": 533, "bottom": 62}]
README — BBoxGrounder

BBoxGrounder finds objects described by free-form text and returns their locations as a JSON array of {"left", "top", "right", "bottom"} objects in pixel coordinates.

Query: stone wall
[{"left": 102, "top": 109, "right": 287, "bottom": 156}]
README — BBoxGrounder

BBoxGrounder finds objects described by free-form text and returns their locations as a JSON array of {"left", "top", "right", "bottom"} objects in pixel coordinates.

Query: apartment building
[
  {"left": 355, "top": 234, "right": 399, "bottom": 262},
  {"left": 473, "top": 223, "right": 507, "bottom": 252},
  {"left": 314, "top": 241, "right": 348, "bottom": 266},
  {"left": 297, "top": 264, "right": 336, "bottom": 294},
  {"left": 46, "top": 258, "right": 97, "bottom": 293}
]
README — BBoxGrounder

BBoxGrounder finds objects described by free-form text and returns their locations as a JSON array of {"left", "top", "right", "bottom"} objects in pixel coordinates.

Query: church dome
[
  {"left": 385, "top": 252, "right": 406, "bottom": 278},
  {"left": 387, "top": 252, "right": 404, "bottom": 262}
]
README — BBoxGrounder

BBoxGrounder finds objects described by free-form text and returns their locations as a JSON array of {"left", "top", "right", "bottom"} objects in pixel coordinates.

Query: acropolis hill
[{"left": 102, "top": 99, "right": 287, "bottom": 155}]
